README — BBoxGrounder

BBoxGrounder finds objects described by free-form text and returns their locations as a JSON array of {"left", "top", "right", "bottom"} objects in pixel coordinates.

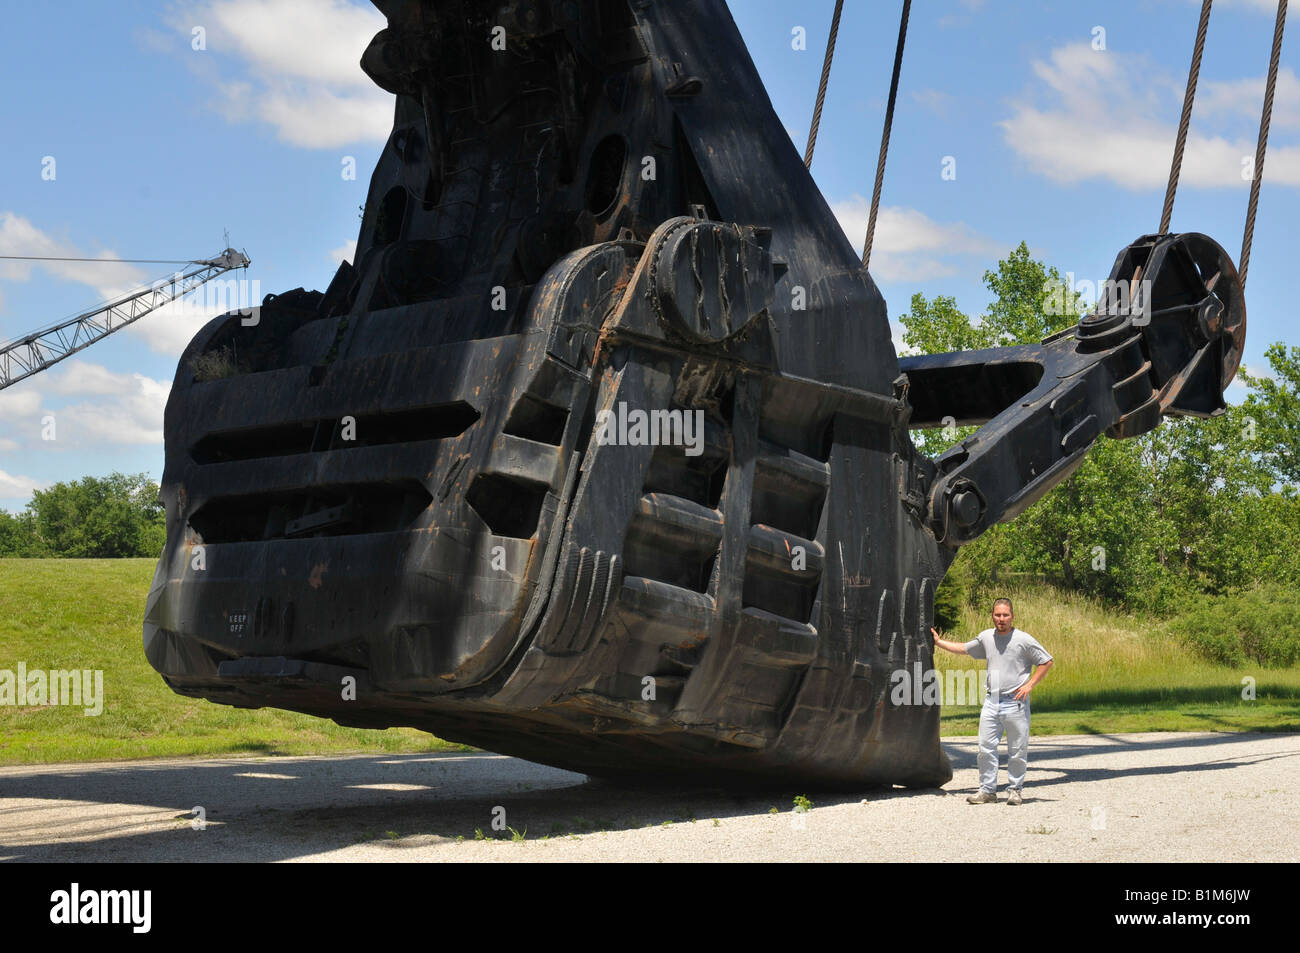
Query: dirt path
[{"left": 1, "top": 731, "right": 1295, "bottom": 862}]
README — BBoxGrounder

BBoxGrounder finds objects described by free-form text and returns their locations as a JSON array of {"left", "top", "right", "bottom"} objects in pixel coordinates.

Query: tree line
[{"left": 0, "top": 472, "right": 165, "bottom": 558}]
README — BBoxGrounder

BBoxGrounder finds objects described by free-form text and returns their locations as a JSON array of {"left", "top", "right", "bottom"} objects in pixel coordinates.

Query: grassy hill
[
  {"left": 938, "top": 585, "right": 1300, "bottom": 733},
  {"left": 1, "top": 559, "right": 1296, "bottom": 765},
  {"left": 0, "top": 559, "right": 464, "bottom": 763}
]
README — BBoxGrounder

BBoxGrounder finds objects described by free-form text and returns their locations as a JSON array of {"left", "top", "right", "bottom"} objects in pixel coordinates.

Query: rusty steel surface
[{"left": 143, "top": 0, "right": 1244, "bottom": 790}]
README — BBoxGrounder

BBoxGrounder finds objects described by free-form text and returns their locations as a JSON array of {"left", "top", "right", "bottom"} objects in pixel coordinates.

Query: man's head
[{"left": 992, "top": 597, "right": 1014, "bottom": 634}]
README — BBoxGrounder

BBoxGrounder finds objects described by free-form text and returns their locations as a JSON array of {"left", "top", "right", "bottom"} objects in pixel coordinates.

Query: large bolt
[
  {"left": 951, "top": 490, "right": 981, "bottom": 528},
  {"left": 1197, "top": 296, "right": 1223, "bottom": 341}
]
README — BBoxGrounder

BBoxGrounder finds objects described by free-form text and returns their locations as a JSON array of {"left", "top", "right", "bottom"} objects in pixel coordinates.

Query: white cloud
[
  {"left": 208, "top": 0, "right": 386, "bottom": 86},
  {"left": 1227, "top": 360, "right": 1274, "bottom": 400},
  {"left": 1199, "top": 69, "right": 1300, "bottom": 131},
  {"left": 256, "top": 86, "right": 393, "bottom": 148},
  {"left": 938, "top": 0, "right": 986, "bottom": 29},
  {"left": 56, "top": 395, "right": 168, "bottom": 446},
  {"left": 0, "top": 383, "right": 48, "bottom": 496},
  {"left": 44, "top": 360, "right": 157, "bottom": 398},
  {"left": 0, "top": 469, "right": 44, "bottom": 499},
  {"left": 1000, "top": 42, "right": 1300, "bottom": 191},
  {"left": 0, "top": 362, "right": 170, "bottom": 450},
  {"left": 0, "top": 387, "right": 44, "bottom": 421},
  {"left": 123, "top": 294, "right": 230, "bottom": 358},
  {"left": 329, "top": 239, "right": 358, "bottom": 266},
  {"left": 0, "top": 212, "right": 149, "bottom": 305},
  {"left": 1215, "top": 0, "right": 1285, "bottom": 11},
  {"left": 1235, "top": 361, "right": 1276, "bottom": 383},
  {"left": 831, "top": 197, "right": 1003, "bottom": 282},
  {"left": 173, "top": 0, "right": 393, "bottom": 148},
  {"left": 911, "top": 88, "right": 955, "bottom": 117},
  {"left": 0, "top": 211, "right": 235, "bottom": 359}
]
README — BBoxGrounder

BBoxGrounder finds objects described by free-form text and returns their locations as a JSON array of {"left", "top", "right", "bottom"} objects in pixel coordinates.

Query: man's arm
[
  {"left": 930, "top": 627, "right": 968, "bottom": 655},
  {"left": 1011, "top": 659, "right": 1054, "bottom": 700}
]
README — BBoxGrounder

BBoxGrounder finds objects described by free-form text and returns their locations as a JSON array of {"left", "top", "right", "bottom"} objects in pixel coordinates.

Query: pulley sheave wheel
[{"left": 1077, "top": 232, "right": 1246, "bottom": 437}]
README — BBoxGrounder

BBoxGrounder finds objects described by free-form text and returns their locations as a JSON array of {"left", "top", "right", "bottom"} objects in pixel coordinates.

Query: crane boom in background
[{"left": 0, "top": 248, "right": 251, "bottom": 392}]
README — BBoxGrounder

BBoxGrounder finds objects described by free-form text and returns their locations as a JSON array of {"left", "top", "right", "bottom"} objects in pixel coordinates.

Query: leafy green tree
[
  {"left": 980, "top": 241, "right": 1081, "bottom": 345},
  {"left": 1238, "top": 342, "right": 1300, "bottom": 488},
  {"left": 27, "top": 472, "right": 165, "bottom": 557},
  {"left": 900, "top": 244, "right": 1085, "bottom": 459},
  {"left": 0, "top": 509, "right": 49, "bottom": 556},
  {"left": 899, "top": 292, "right": 995, "bottom": 355},
  {"left": 1169, "top": 582, "right": 1300, "bottom": 667},
  {"left": 897, "top": 292, "right": 993, "bottom": 458},
  {"left": 931, "top": 550, "right": 973, "bottom": 630},
  {"left": 1009, "top": 436, "right": 1148, "bottom": 599}
]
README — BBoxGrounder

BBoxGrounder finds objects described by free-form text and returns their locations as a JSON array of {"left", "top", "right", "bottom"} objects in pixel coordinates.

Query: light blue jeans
[{"left": 978, "top": 696, "right": 1030, "bottom": 793}]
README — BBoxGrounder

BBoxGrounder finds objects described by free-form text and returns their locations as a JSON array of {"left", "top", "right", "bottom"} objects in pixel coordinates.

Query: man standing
[{"left": 931, "top": 598, "right": 1053, "bottom": 805}]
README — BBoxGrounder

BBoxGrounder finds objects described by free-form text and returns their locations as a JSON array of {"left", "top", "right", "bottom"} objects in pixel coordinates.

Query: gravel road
[{"left": 2, "top": 731, "right": 1295, "bottom": 862}]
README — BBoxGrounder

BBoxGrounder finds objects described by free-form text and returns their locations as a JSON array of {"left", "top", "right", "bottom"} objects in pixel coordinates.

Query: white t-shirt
[{"left": 964, "top": 627, "right": 1053, "bottom": 698}]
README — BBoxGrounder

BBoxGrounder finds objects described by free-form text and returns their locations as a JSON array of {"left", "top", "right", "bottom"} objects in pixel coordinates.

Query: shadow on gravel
[
  {"left": 3, "top": 732, "right": 1296, "bottom": 861},
  {"left": 941, "top": 730, "right": 1300, "bottom": 790},
  {"left": 0, "top": 752, "right": 894, "bottom": 862}
]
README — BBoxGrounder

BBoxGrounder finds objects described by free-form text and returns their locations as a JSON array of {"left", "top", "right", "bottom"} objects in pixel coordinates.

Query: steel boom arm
[
  {"left": 899, "top": 232, "right": 1245, "bottom": 547},
  {"left": 0, "top": 248, "right": 250, "bottom": 392}
]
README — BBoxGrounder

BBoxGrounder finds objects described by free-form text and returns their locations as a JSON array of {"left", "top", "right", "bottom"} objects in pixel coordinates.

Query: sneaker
[
  {"left": 1006, "top": 789, "right": 1022, "bottom": 806},
  {"left": 966, "top": 791, "right": 997, "bottom": 804}
]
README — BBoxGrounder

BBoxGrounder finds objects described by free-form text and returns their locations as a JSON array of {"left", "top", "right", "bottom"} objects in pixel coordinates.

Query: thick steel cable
[
  {"left": 862, "top": 0, "right": 911, "bottom": 270},
  {"left": 1240, "top": 0, "right": 1287, "bottom": 290},
  {"left": 804, "top": 0, "right": 845, "bottom": 168},
  {"left": 1160, "top": 0, "right": 1213, "bottom": 235}
]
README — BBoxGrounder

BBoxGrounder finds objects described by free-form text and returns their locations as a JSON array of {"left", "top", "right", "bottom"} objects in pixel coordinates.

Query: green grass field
[
  {"left": 0, "top": 559, "right": 465, "bottom": 764},
  {"left": 0, "top": 559, "right": 1296, "bottom": 765}
]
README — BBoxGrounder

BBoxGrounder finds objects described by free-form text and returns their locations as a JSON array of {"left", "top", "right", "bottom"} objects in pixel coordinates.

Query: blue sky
[{"left": 0, "top": 0, "right": 1295, "bottom": 511}]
